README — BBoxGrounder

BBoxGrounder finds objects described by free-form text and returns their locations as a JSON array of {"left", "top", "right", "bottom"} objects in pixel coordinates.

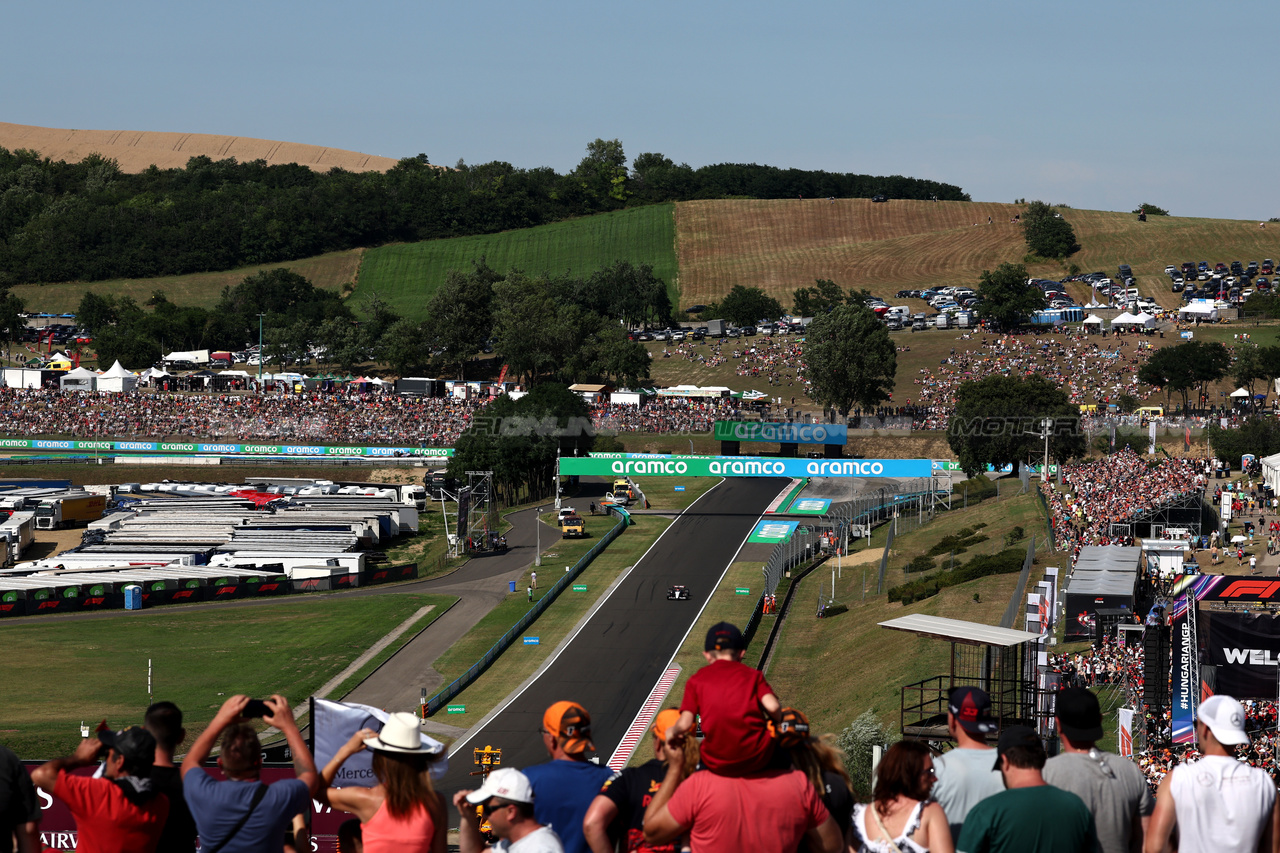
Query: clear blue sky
[{"left": 6, "top": 0, "right": 1276, "bottom": 221}]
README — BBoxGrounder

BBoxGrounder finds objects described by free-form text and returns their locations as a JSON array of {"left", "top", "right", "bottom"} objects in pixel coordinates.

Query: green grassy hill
[{"left": 352, "top": 204, "right": 678, "bottom": 320}]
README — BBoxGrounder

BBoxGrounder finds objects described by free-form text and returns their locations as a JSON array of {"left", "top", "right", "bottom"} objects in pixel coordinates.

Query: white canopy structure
[
  {"left": 1263, "top": 452, "right": 1280, "bottom": 494},
  {"left": 1083, "top": 314, "right": 1105, "bottom": 326},
  {"left": 163, "top": 349, "right": 210, "bottom": 365},
  {"left": 59, "top": 366, "right": 98, "bottom": 391},
  {"left": 1111, "top": 311, "right": 1139, "bottom": 324},
  {"left": 96, "top": 361, "right": 138, "bottom": 394},
  {"left": 1230, "top": 387, "right": 1251, "bottom": 398},
  {"left": 1179, "top": 303, "right": 1219, "bottom": 321},
  {"left": 1133, "top": 311, "right": 1156, "bottom": 327}
]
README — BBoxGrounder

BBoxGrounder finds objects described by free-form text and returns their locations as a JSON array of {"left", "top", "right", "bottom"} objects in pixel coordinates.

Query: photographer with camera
[
  {"left": 181, "top": 694, "right": 319, "bottom": 853},
  {"left": 31, "top": 726, "right": 170, "bottom": 853}
]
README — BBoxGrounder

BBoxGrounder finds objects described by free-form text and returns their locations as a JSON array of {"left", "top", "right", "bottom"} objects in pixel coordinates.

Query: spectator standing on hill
[
  {"left": 1043, "top": 688, "right": 1152, "bottom": 853},
  {"left": 664, "top": 622, "right": 782, "bottom": 776},
  {"left": 454, "top": 768, "right": 563, "bottom": 853},
  {"left": 642, "top": 727, "right": 842, "bottom": 853},
  {"left": 523, "top": 702, "right": 612, "bottom": 853},
  {"left": 930, "top": 687, "right": 1003, "bottom": 840},
  {"left": 31, "top": 726, "right": 170, "bottom": 853},
  {"left": 181, "top": 694, "right": 318, "bottom": 853},
  {"left": 144, "top": 701, "right": 198, "bottom": 853},
  {"left": 583, "top": 709, "right": 697, "bottom": 853},
  {"left": 851, "top": 740, "right": 953, "bottom": 853},
  {"left": 1145, "top": 694, "right": 1279, "bottom": 853},
  {"left": 955, "top": 726, "right": 1096, "bottom": 853},
  {"left": 1, "top": 741, "right": 41, "bottom": 853},
  {"left": 317, "top": 712, "right": 447, "bottom": 853}
]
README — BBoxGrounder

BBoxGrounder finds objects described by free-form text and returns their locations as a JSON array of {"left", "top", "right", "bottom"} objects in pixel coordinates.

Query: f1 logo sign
[{"left": 1220, "top": 580, "right": 1280, "bottom": 599}]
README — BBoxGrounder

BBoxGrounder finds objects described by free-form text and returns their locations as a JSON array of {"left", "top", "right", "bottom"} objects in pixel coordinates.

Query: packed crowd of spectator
[
  {"left": 0, "top": 387, "right": 488, "bottom": 446},
  {"left": 1042, "top": 448, "right": 1205, "bottom": 555},
  {"left": 907, "top": 332, "right": 1158, "bottom": 430},
  {"left": 589, "top": 398, "right": 754, "bottom": 434}
]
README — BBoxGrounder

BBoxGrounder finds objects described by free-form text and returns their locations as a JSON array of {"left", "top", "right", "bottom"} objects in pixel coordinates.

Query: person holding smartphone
[{"left": 181, "top": 694, "right": 319, "bottom": 853}]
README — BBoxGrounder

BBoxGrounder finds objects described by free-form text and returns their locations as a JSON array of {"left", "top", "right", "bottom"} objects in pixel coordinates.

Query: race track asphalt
[{"left": 438, "top": 476, "right": 785, "bottom": 796}]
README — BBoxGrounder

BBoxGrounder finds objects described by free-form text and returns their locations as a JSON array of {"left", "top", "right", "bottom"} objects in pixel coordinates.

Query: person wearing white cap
[
  {"left": 453, "top": 768, "right": 563, "bottom": 853},
  {"left": 318, "top": 712, "right": 447, "bottom": 853},
  {"left": 1145, "top": 694, "right": 1280, "bottom": 853}
]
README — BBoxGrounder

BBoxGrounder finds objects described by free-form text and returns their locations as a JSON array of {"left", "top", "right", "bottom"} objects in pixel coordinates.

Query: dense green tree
[
  {"left": 1208, "top": 417, "right": 1280, "bottom": 464},
  {"left": 975, "top": 263, "right": 1044, "bottom": 329},
  {"left": 448, "top": 382, "right": 594, "bottom": 504},
  {"left": 803, "top": 304, "right": 896, "bottom": 417},
  {"left": 947, "top": 374, "right": 1085, "bottom": 476},
  {"left": 1138, "top": 340, "right": 1229, "bottom": 412},
  {"left": 379, "top": 318, "right": 431, "bottom": 377},
  {"left": 1132, "top": 203, "right": 1170, "bottom": 216},
  {"left": 711, "top": 285, "right": 785, "bottom": 326},
  {"left": 1021, "top": 200, "right": 1079, "bottom": 258},
  {"left": 792, "top": 279, "right": 846, "bottom": 316},
  {"left": 422, "top": 259, "right": 500, "bottom": 378},
  {"left": 584, "top": 260, "right": 671, "bottom": 329},
  {"left": 572, "top": 138, "right": 629, "bottom": 208}
]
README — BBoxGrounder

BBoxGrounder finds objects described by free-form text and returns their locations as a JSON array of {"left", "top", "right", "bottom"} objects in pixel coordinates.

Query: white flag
[{"left": 313, "top": 698, "right": 447, "bottom": 786}]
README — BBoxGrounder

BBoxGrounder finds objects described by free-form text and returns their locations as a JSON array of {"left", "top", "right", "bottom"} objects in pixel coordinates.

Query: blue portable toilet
[{"left": 123, "top": 585, "right": 142, "bottom": 611}]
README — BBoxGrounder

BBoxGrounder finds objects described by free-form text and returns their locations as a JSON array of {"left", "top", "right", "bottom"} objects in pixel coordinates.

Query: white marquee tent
[
  {"left": 58, "top": 366, "right": 98, "bottom": 391},
  {"left": 96, "top": 361, "right": 138, "bottom": 393}
]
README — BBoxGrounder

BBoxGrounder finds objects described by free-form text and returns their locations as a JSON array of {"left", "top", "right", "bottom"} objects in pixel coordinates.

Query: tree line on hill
[
  {"left": 0, "top": 140, "right": 968, "bottom": 285},
  {"left": 75, "top": 260, "right": 664, "bottom": 387}
]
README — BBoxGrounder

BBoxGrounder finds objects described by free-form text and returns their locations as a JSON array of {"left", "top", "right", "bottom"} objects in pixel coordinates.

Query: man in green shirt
[{"left": 957, "top": 726, "right": 1097, "bottom": 853}]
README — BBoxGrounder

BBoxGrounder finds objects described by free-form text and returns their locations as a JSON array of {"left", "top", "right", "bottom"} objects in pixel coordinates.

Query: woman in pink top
[{"left": 320, "top": 712, "right": 447, "bottom": 853}]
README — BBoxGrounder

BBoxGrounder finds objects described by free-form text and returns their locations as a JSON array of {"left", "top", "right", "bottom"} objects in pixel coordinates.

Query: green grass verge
[
  {"left": 11, "top": 249, "right": 363, "bottom": 313},
  {"left": 354, "top": 205, "right": 678, "bottom": 321},
  {"left": 764, "top": 493, "right": 1050, "bottom": 741},
  {"left": 427, "top": 512, "right": 673, "bottom": 722},
  {"left": 0, "top": 593, "right": 453, "bottom": 758},
  {"left": 326, "top": 597, "right": 458, "bottom": 701}
]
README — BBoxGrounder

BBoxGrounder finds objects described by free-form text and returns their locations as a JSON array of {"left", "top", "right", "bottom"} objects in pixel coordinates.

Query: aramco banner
[
  {"left": 1206, "top": 611, "right": 1280, "bottom": 699},
  {"left": 562, "top": 454, "right": 933, "bottom": 479},
  {"left": 713, "top": 421, "right": 849, "bottom": 445}
]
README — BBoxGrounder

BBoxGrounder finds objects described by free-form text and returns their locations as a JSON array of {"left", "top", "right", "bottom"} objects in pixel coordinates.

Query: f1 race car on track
[{"left": 667, "top": 585, "right": 690, "bottom": 600}]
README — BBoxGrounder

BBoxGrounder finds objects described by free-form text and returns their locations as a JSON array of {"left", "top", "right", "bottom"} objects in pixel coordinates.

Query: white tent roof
[
  {"left": 62, "top": 366, "right": 98, "bottom": 380},
  {"left": 100, "top": 360, "right": 136, "bottom": 378},
  {"left": 1134, "top": 311, "right": 1155, "bottom": 324},
  {"left": 1180, "top": 303, "right": 1216, "bottom": 315},
  {"left": 218, "top": 370, "right": 252, "bottom": 377},
  {"left": 1231, "top": 387, "right": 1251, "bottom": 398},
  {"left": 1112, "top": 311, "right": 1139, "bottom": 324},
  {"left": 1083, "top": 314, "right": 1105, "bottom": 325}
]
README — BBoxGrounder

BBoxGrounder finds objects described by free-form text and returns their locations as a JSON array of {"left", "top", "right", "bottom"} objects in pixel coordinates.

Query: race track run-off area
[{"left": 438, "top": 476, "right": 785, "bottom": 794}]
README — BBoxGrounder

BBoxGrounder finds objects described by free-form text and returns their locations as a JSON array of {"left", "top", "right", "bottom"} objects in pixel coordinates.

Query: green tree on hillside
[
  {"left": 1137, "top": 340, "right": 1229, "bottom": 411},
  {"left": 803, "top": 304, "right": 896, "bottom": 417},
  {"left": 1133, "top": 204, "right": 1169, "bottom": 216},
  {"left": 573, "top": 138, "right": 630, "bottom": 208},
  {"left": 947, "top": 374, "right": 1084, "bottom": 476},
  {"left": 423, "top": 260, "right": 499, "bottom": 378},
  {"left": 1208, "top": 417, "right": 1280, "bottom": 464},
  {"left": 975, "top": 263, "right": 1045, "bottom": 329},
  {"left": 711, "top": 285, "right": 784, "bottom": 326},
  {"left": 1022, "top": 200, "right": 1079, "bottom": 258},
  {"left": 793, "top": 279, "right": 845, "bottom": 316}
]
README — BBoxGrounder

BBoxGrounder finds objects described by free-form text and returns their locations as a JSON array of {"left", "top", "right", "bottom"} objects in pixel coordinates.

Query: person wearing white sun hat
[
  {"left": 319, "top": 712, "right": 447, "bottom": 853},
  {"left": 1145, "top": 694, "right": 1280, "bottom": 853}
]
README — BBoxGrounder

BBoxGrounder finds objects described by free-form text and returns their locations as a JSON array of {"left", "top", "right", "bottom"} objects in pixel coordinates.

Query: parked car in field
[{"left": 871, "top": 193, "right": 889, "bottom": 202}]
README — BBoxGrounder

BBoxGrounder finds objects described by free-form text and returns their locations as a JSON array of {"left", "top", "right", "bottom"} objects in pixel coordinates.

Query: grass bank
[
  {"left": 354, "top": 205, "right": 678, "bottom": 321},
  {"left": 765, "top": 492, "right": 1050, "bottom": 740},
  {"left": 0, "top": 592, "right": 453, "bottom": 758}
]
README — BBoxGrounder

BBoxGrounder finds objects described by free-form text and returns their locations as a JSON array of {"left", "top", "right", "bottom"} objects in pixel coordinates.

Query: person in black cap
[
  {"left": 1043, "top": 688, "right": 1152, "bottom": 853},
  {"left": 31, "top": 726, "right": 170, "bottom": 853},
  {"left": 930, "top": 686, "right": 1003, "bottom": 840},
  {"left": 955, "top": 726, "right": 1096, "bottom": 853},
  {"left": 664, "top": 621, "right": 782, "bottom": 776},
  {"left": 0, "top": 740, "right": 40, "bottom": 853}
]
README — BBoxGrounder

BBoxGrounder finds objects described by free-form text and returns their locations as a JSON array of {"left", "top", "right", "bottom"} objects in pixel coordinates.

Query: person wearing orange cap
[
  {"left": 582, "top": 709, "right": 698, "bottom": 853},
  {"left": 523, "top": 702, "right": 613, "bottom": 853}
]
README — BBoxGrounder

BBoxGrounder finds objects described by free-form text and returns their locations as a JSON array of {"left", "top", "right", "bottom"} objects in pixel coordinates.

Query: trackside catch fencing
[{"left": 424, "top": 508, "right": 627, "bottom": 716}]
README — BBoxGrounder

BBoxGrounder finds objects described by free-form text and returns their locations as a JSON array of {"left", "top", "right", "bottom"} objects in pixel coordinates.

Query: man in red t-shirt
[
  {"left": 642, "top": 748, "right": 841, "bottom": 852},
  {"left": 665, "top": 622, "right": 781, "bottom": 776},
  {"left": 31, "top": 727, "right": 169, "bottom": 853}
]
